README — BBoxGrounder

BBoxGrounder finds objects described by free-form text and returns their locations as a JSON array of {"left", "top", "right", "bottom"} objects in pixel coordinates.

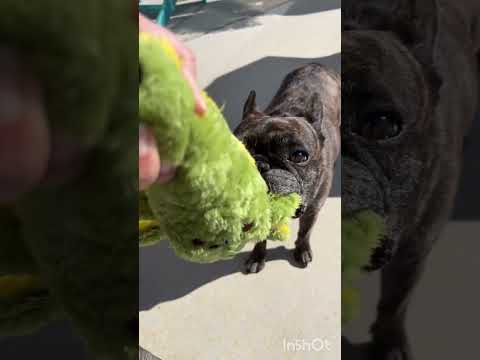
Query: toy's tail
[
  {"left": 341, "top": 210, "right": 384, "bottom": 324},
  {"left": 269, "top": 193, "right": 302, "bottom": 241},
  {"left": 139, "top": 192, "right": 166, "bottom": 246}
]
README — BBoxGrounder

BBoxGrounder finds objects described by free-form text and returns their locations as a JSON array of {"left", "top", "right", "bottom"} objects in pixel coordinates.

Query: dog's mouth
[
  {"left": 364, "top": 235, "right": 395, "bottom": 271},
  {"left": 261, "top": 169, "right": 304, "bottom": 217},
  {"left": 294, "top": 204, "right": 306, "bottom": 218}
]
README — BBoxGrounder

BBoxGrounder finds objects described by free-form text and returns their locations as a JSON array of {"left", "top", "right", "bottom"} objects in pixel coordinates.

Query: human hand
[
  {"left": 138, "top": 14, "right": 206, "bottom": 190},
  {"left": 139, "top": 14, "right": 206, "bottom": 116},
  {"left": 0, "top": 48, "right": 49, "bottom": 204},
  {"left": 139, "top": 124, "right": 175, "bottom": 190}
]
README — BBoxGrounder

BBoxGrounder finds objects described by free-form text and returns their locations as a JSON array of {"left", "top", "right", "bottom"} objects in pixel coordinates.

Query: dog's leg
[
  {"left": 294, "top": 176, "right": 331, "bottom": 268},
  {"left": 245, "top": 240, "right": 267, "bottom": 273},
  {"left": 293, "top": 206, "right": 320, "bottom": 267},
  {"left": 369, "top": 250, "right": 427, "bottom": 360}
]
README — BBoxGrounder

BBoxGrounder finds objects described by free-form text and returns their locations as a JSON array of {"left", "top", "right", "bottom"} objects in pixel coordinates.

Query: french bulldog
[
  {"left": 342, "top": 0, "right": 480, "bottom": 358},
  {"left": 234, "top": 63, "right": 340, "bottom": 273}
]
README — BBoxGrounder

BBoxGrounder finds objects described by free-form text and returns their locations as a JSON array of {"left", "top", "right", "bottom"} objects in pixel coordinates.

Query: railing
[{"left": 139, "top": 0, "right": 208, "bottom": 26}]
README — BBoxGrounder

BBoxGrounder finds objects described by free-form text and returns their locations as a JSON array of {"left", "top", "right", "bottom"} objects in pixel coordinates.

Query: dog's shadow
[{"left": 139, "top": 241, "right": 302, "bottom": 311}]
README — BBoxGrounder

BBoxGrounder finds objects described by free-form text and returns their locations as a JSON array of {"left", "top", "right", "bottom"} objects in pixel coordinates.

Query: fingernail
[
  {"left": 194, "top": 91, "right": 207, "bottom": 116},
  {"left": 195, "top": 100, "right": 207, "bottom": 116}
]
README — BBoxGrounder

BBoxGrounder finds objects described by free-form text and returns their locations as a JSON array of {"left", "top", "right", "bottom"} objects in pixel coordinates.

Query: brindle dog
[
  {"left": 234, "top": 63, "right": 340, "bottom": 273},
  {"left": 342, "top": 0, "right": 480, "bottom": 358}
]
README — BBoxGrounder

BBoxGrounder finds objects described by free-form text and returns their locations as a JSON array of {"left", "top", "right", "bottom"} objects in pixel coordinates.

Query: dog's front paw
[
  {"left": 293, "top": 242, "right": 313, "bottom": 267},
  {"left": 244, "top": 255, "right": 266, "bottom": 273},
  {"left": 244, "top": 241, "right": 267, "bottom": 274}
]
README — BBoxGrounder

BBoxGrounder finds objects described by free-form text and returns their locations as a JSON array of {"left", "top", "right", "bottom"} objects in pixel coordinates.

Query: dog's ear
[
  {"left": 242, "top": 90, "right": 263, "bottom": 120},
  {"left": 344, "top": 0, "right": 442, "bottom": 102},
  {"left": 302, "top": 93, "right": 323, "bottom": 124},
  {"left": 345, "top": 0, "right": 439, "bottom": 53},
  {"left": 400, "top": 0, "right": 442, "bottom": 101},
  {"left": 396, "top": 0, "right": 438, "bottom": 55},
  {"left": 387, "top": 0, "right": 442, "bottom": 103}
]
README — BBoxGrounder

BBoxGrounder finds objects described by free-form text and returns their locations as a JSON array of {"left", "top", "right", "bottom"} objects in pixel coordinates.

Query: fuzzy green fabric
[
  {"left": 0, "top": 2, "right": 137, "bottom": 359},
  {"left": 0, "top": 211, "right": 59, "bottom": 336},
  {"left": 0, "top": 274, "right": 59, "bottom": 337},
  {"left": 139, "top": 33, "right": 301, "bottom": 263},
  {"left": 342, "top": 210, "right": 384, "bottom": 325}
]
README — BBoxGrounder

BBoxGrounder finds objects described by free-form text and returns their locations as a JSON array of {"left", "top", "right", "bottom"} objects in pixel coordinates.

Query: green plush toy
[
  {"left": 0, "top": 2, "right": 137, "bottom": 359},
  {"left": 139, "top": 32, "right": 301, "bottom": 262},
  {"left": 342, "top": 210, "right": 384, "bottom": 324}
]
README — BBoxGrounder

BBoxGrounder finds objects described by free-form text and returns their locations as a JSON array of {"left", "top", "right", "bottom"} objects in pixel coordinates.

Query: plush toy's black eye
[
  {"left": 289, "top": 149, "right": 309, "bottom": 163},
  {"left": 192, "top": 238, "right": 205, "bottom": 246},
  {"left": 242, "top": 223, "right": 254, "bottom": 232},
  {"left": 355, "top": 111, "right": 402, "bottom": 141},
  {"left": 224, "top": 239, "right": 230, "bottom": 245}
]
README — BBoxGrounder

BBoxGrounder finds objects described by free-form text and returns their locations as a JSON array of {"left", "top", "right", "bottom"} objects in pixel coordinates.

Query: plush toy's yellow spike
[
  {"left": 139, "top": 219, "right": 159, "bottom": 233},
  {"left": 278, "top": 224, "right": 290, "bottom": 236},
  {"left": 0, "top": 274, "right": 43, "bottom": 300},
  {"left": 271, "top": 223, "right": 291, "bottom": 239}
]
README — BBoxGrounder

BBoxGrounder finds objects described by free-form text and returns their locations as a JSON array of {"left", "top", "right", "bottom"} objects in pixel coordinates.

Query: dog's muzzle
[
  {"left": 262, "top": 169, "right": 304, "bottom": 217},
  {"left": 262, "top": 169, "right": 302, "bottom": 195}
]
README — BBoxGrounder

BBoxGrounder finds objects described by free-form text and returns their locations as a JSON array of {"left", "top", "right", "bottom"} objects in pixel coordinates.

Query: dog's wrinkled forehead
[
  {"left": 242, "top": 116, "right": 320, "bottom": 149},
  {"left": 342, "top": 31, "right": 426, "bottom": 116},
  {"left": 343, "top": 1, "right": 410, "bottom": 33}
]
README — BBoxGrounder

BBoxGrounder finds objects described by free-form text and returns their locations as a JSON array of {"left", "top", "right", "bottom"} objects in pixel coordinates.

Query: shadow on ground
[
  {"left": 140, "top": 242, "right": 307, "bottom": 310},
  {"left": 284, "top": 0, "right": 340, "bottom": 15},
  {"left": 167, "top": 0, "right": 266, "bottom": 35},
  {"left": 165, "top": 0, "right": 340, "bottom": 38},
  {"left": 0, "top": 320, "right": 87, "bottom": 360}
]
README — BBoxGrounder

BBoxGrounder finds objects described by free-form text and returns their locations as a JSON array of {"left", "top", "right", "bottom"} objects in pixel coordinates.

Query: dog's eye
[
  {"left": 289, "top": 150, "right": 309, "bottom": 163},
  {"left": 355, "top": 112, "right": 402, "bottom": 141}
]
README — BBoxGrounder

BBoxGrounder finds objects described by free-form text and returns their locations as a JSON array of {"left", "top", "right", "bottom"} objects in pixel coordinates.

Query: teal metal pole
[{"left": 158, "top": 0, "right": 177, "bottom": 26}]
